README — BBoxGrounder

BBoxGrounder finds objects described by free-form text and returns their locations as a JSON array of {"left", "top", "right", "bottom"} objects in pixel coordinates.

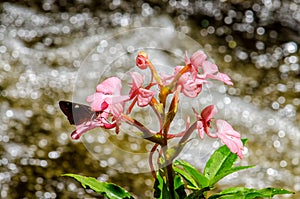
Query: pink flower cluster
[{"left": 69, "top": 50, "right": 243, "bottom": 159}]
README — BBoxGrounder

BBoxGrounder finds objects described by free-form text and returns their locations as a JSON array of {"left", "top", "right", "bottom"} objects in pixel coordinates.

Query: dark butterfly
[{"left": 59, "top": 100, "right": 98, "bottom": 125}]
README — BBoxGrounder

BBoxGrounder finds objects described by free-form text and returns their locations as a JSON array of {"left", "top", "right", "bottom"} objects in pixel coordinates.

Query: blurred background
[{"left": 0, "top": 0, "right": 299, "bottom": 198}]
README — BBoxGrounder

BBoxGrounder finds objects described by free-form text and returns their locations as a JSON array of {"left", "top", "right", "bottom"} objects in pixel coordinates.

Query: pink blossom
[
  {"left": 129, "top": 72, "right": 155, "bottom": 107},
  {"left": 216, "top": 120, "right": 243, "bottom": 159},
  {"left": 172, "top": 66, "right": 205, "bottom": 98},
  {"left": 185, "top": 51, "right": 207, "bottom": 79},
  {"left": 87, "top": 77, "right": 129, "bottom": 120},
  {"left": 136, "top": 51, "right": 150, "bottom": 70},
  {"left": 96, "top": 77, "right": 122, "bottom": 95},
  {"left": 64, "top": 78, "right": 126, "bottom": 140},
  {"left": 186, "top": 50, "right": 233, "bottom": 85},
  {"left": 86, "top": 93, "right": 108, "bottom": 112},
  {"left": 194, "top": 105, "right": 218, "bottom": 139},
  {"left": 179, "top": 77, "right": 204, "bottom": 98},
  {"left": 137, "top": 88, "right": 155, "bottom": 106}
]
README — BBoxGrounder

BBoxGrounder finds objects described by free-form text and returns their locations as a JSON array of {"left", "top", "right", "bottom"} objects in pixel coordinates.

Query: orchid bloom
[
  {"left": 193, "top": 105, "right": 218, "bottom": 139},
  {"left": 185, "top": 50, "right": 233, "bottom": 85},
  {"left": 67, "top": 77, "right": 129, "bottom": 140},
  {"left": 83, "top": 76, "right": 129, "bottom": 136},
  {"left": 129, "top": 72, "right": 155, "bottom": 107},
  {"left": 136, "top": 51, "right": 150, "bottom": 70},
  {"left": 215, "top": 120, "right": 243, "bottom": 159},
  {"left": 87, "top": 77, "right": 129, "bottom": 119},
  {"left": 175, "top": 66, "right": 203, "bottom": 98},
  {"left": 162, "top": 66, "right": 205, "bottom": 98},
  {"left": 185, "top": 51, "right": 207, "bottom": 79},
  {"left": 199, "top": 60, "right": 233, "bottom": 85}
]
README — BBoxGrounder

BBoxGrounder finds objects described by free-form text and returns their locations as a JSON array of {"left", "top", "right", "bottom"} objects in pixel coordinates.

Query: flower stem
[
  {"left": 121, "top": 114, "right": 164, "bottom": 145},
  {"left": 166, "top": 162, "right": 175, "bottom": 199}
]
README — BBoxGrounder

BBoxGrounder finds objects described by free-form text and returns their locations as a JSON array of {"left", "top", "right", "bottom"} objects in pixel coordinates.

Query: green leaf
[
  {"left": 173, "top": 166, "right": 199, "bottom": 189},
  {"left": 174, "top": 172, "right": 187, "bottom": 198},
  {"left": 62, "top": 174, "right": 133, "bottom": 199},
  {"left": 204, "top": 139, "right": 253, "bottom": 186},
  {"left": 185, "top": 187, "right": 211, "bottom": 199},
  {"left": 208, "top": 187, "right": 294, "bottom": 199},
  {"left": 174, "top": 160, "right": 209, "bottom": 188}
]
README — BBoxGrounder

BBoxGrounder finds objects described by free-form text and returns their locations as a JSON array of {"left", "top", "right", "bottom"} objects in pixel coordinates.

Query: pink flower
[
  {"left": 185, "top": 50, "right": 233, "bottom": 85},
  {"left": 96, "top": 77, "right": 122, "bottom": 95},
  {"left": 171, "top": 66, "right": 205, "bottom": 98},
  {"left": 87, "top": 77, "right": 129, "bottom": 119},
  {"left": 74, "top": 77, "right": 130, "bottom": 138},
  {"left": 62, "top": 78, "right": 126, "bottom": 140},
  {"left": 185, "top": 51, "right": 207, "bottom": 79},
  {"left": 136, "top": 51, "right": 150, "bottom": 70},
  {"left": 129, "top": 72, "right": 155, "bottom": 107},
  {"left": 199, "top": 60, "right": 233, "bottom": 85},
  {"left": 179, "top": 77, "right": 204, "bottom": 98},
  {"left": 194, "top": 105, "right": 218, "bottom": 139},
  {"left": 215, "top": 120, "right": 243, "bottom": 159}
]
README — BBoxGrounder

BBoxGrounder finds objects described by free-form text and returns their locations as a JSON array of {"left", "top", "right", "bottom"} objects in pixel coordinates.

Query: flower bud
[{"left": 136, "top": 51, "right": 150, "bottom": 70}]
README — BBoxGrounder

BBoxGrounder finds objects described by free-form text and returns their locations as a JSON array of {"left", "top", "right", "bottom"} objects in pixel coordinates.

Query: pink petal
[
  {"left": 137, "top": 88, "right": 155, "bottom": 107},
  {"left": 184, "top": 51, "right": 191, "bottom": 65},
  {"left": 96, "top": 77, "right": 122, "bottom": 95},
  {"left": 216, "top": 72, "right": 233, "bottom": 85},
  {"left": 104, "top": 95, "right": 129, "bottom": 118},
  {"left": 129, "top": 72, "right": 145, "bottom": 98},
  {"left": 130, "top": 72, "right": 144, "bottom": 87},
  {"left": 109, "top": 102, "right": 125, "bottom": 120},
  {"left": 196, "top": 121, "right": 205, "bottom": 139},
  {"left": 181, "top": 79, "right": 202, "bottom": 98},
  {"left": 86, "top": 93, "right": 108, "bottom": 112},
  {"left": 216, "top": 120, "right": 243, "bottom": 159},
  {"left": 201, "top": 105, "right": 217, "bottom": 123},
  {"left": 190, "top": 50, "right": 207, "bottom": 67},
  {"left": 206, "top": 72, "right": 233, "bottom": 85},
  {"left": 71, "top": 120, "right": 103, "bottom": 140},
  {"left": 202, "top": 60, "right": 219, "bottom": 75}
]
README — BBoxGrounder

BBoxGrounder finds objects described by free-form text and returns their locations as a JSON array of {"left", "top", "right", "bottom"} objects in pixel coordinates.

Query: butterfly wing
[{"left": 59, "top": 101, "right": 96, "bottom": 125}]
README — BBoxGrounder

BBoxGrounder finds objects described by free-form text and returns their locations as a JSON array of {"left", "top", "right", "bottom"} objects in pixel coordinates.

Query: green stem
[
  {"left": 166, "top": 162, "right": 175, "bottom": 199},
  {"left": 161, "top": 144, "right": 175, "bottom": 199}
]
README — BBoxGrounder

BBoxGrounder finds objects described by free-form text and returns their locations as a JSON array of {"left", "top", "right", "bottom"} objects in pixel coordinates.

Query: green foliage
[
  {"left": 62, "top": 174, "right": 133, "bottom": 199},
  {"left": 173, "top": 160, "right": 209, "bottom": 189},
  {"left": 63, "top": 140, "right": 294, "bottom": 199},
  {"left": 208, "top": 187, "right": 294, "bottom": 199},
  {"left": 171, "top": 139, "right": 293, "bottom": 199},
  {"left": 203, "top": 139, "right": 254, "bottom": 186}
]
